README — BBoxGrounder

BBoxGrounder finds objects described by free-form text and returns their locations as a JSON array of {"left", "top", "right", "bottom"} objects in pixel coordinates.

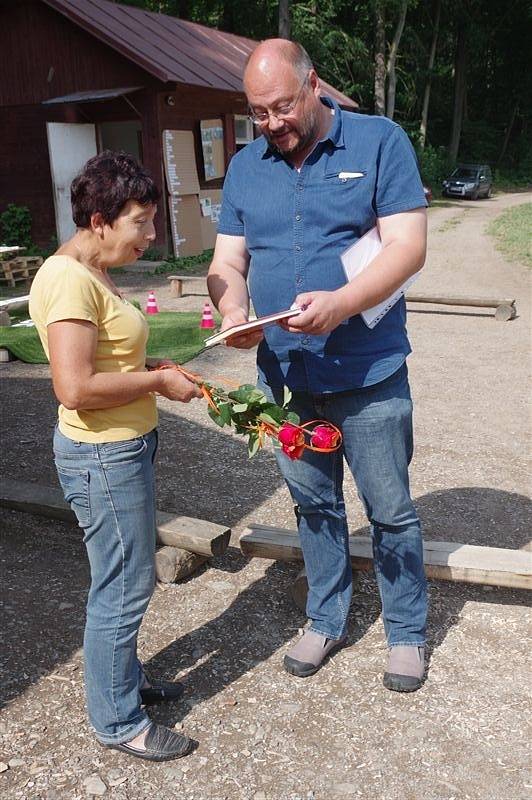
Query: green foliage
[
  {"left": 0, "top": 205, "right": 32, "bottom": 249},
  {"left": 488, "top": 203, "right": 532, "bottom": 268},
  {"left": 155, "top": 249, "right": 214, "bottom": 275},
  {"left": 205, "top": 381, "right": 299, "bottom": 458},
  {"left": 141, "top": 247, "right": 165, "bottom": 261},
  {"left": 417, "top": 144, "right": 449, "bottom": 190}
]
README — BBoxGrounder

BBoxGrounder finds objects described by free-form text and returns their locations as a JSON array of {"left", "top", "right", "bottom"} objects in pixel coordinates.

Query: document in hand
[
  {"left": 340, "top": 226, "right": 421, "bottom": 328},
  {"left": 203, "top": 305, "right": 302, "bottom": 348}
]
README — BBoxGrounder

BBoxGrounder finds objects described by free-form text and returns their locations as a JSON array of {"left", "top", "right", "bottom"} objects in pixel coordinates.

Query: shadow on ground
[{"left": 2, "top": 482, "right": 530, "bottom": 716}]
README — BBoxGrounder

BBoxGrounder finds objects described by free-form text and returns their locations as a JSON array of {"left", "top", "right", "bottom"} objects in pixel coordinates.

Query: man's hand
[
  {"left": 279, "top": 291, "right": 349, "bottom": 335},
  {"left": 221, "top": 309, "right": 264, "bottom": 350}
]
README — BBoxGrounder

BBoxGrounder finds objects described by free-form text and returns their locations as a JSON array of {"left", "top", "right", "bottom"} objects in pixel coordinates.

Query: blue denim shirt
[{"left": 218, "top": 97, "right": 427, "bottom": 392}]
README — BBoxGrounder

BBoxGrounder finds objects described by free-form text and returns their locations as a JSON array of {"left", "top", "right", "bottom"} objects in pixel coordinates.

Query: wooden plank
[
  {"left": 0, "top": 479, "right": 230, "bottom": 557},
  {"left": 0, "top": 295, "right": 30, "bottom": 312},
  {"left": 406, "top": 293, "right": 515, "bottom": 309},
  {"left": 240, "top": 524, "right": 532, "bottom": 590},
  {"left": 156, "top": 510, "right": 229, "bottom": 556}
]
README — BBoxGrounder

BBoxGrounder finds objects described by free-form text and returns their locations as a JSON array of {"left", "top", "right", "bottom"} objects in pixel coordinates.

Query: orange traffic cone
[
  {"left": 145, "top": 291, "right": 159, "bottom": 314},
  {"left": 200, "top": 302, "right": 215, "bottom": 329}
]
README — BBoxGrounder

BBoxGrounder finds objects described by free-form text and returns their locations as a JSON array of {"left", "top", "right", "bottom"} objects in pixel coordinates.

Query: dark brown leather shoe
[{"left": 106, "top": 723, "right": 195, "bottom": 762}]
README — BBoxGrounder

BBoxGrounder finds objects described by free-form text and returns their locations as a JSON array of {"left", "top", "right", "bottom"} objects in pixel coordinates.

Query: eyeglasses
[{"left": 248, "top": 74, "right": 310, "bottom": 126}]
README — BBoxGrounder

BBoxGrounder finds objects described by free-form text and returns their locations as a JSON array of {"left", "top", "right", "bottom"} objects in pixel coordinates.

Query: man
[{"left": 208, "top": 39, "right": 428, "bottom": 692}]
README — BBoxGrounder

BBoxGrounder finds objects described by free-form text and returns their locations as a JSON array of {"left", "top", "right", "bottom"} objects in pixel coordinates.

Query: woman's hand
[{"left": 157, "top": 367, "right": 202, "bottom": 402}]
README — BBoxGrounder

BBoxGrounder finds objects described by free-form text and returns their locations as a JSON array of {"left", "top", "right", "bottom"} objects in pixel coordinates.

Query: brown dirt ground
[{"left": 1, "top": 192, "right": 531, "bottom": 800}]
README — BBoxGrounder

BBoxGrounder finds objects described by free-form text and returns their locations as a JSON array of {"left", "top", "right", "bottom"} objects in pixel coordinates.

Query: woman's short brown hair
[{"left": 71, "top": 150, "right": 160, "bottom": 229}]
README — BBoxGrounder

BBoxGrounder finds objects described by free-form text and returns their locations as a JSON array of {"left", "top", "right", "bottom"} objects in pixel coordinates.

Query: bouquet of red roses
[
  {"left": 203, "top": 382, "right": 341, "bottom": 459},
  {"left": 157, "top": 365, "right": 341, "bottom": 459}
]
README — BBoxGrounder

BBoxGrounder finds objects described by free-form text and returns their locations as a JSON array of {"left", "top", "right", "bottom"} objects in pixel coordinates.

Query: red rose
[
  {"left": 277, "top": 423, "right": 306, "bottom": 460},
  {"left": 310, "top": 424, "right": 341, "bottom": 450}
]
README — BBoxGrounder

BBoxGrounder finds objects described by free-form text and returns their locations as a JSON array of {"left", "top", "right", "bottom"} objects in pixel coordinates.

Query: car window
[{"left": 451, "top": 168, "right": 478, "bottom": 180}]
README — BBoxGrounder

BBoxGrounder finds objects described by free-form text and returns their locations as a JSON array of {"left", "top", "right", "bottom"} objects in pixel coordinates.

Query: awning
[{"left": 42, "top": 87, "right": 142, "bottom": 105}]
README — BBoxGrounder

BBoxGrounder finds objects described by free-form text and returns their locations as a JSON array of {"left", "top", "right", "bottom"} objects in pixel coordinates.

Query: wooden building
[{"left": 1, "top": 0, "right": 356, "bottom": 255}]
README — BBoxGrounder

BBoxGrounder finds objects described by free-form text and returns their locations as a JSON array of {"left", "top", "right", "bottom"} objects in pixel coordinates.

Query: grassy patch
[
  {"left": 436, "top": 211, "right": 469, "bottom": 233},
  {"left": 488, "top": 203, "right": 532, "bottom": 267},
  {"left": 0, "top": 311, "right": 219, "bottom": 364},
  {"left": 155, "top": 249, "right": 214, "bottom": 276}
]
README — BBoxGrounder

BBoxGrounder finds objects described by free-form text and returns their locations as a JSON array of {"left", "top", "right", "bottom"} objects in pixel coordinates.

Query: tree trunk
[
  {"left": 386, "top": 0, "right": 408, "bottom": 119},
  {"left": 374, "top": 0, "right": 386, "bottom": 116},
  {"left": 419, "top": 0, "right": 441, "bottom": 150},
  {"left": 448, "top": 26, "right": 468, "bottom": 164},
  {"left": 498, "top": 101, "right": 519, "bottom": 164},
  {"left": 278, "top": 0, "right": 291, "bottom": 39}
]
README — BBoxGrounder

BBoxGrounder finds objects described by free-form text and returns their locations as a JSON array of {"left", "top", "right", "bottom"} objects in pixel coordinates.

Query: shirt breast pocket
[
  {"left": 315, "top": 172, "right": 372, "bottom": 233},
  {"left": 323, "top": 171, "right": 367, "bottom": 186}
]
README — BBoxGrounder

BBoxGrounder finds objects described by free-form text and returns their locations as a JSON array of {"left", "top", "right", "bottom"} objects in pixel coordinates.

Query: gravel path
[{"left": 1, "top": 192, "right": 531, "bottom": 800}]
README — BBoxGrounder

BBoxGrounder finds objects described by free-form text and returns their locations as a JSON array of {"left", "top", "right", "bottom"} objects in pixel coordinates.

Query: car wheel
[
  {"left": 471, "top": 191, "right": 479, "bottom": 200},
  {"left": 486, "top": 186, "right": 492, "bottom": 198}
]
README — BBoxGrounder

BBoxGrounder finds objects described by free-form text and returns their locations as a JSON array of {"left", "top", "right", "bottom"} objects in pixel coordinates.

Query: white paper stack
[{"left": 340, "top": 226, "right": 421, "bottom": 328}]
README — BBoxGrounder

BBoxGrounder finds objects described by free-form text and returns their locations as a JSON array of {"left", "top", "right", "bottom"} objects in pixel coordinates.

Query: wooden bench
[
  {"left": 240, "top": 524, "right": 532, "bottom": 591},
  {"left": 406, "top": 292, "right": 517, "bottom": 321},
  {"left": 0, "top": 256, "right": 42, "bottom": 289},
  {"left": 1, "top": 479, "right": 231, "bottom": 557},
  {"left": 166, "top": 274, "right": 202, "bottom": 298},
  {"left": 0, "top": 294, "right": 30, "bottom": 313}
]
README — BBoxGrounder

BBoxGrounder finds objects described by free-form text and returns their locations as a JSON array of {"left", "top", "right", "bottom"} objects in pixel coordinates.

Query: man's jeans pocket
[{"left": 56, "top": 464, "right": 91, "bottom": 529}]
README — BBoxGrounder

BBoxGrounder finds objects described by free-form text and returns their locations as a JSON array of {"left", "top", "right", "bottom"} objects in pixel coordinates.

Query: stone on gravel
[
  {"left": 83, "top": 774, "right": 107, "bottom": 796},
  {"left": 8, "top": 758, "right": 25, "bottom": 767}
]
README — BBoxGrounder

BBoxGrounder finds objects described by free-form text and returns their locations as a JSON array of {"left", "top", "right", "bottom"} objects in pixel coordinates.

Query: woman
[{"left": 29, "top": 151, "right": 202, "bottom": 762}]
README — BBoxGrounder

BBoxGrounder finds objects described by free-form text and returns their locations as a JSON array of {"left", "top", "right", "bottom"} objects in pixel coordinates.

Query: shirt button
[
  {"left": 295, "top": 245, "right": 301, "bottom": 251},
  {"left": 296, "top": 214, "right": 301, "bottom": 221}
]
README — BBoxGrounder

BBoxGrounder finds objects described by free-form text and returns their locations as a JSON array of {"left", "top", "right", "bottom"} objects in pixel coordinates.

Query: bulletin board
[
  {"left": 200, "top": 119, "right": 225, "bottom": 181},
  {"left": 199, "top": 189, "right": 223, "bottom": 249},
  {"left": 163, "top": 130, "right": 200, "bottom": 195}
]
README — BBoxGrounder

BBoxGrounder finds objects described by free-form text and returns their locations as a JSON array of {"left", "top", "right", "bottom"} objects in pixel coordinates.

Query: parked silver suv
[{"left": 442, "top": 164, "right": 493, "bottom": 200}]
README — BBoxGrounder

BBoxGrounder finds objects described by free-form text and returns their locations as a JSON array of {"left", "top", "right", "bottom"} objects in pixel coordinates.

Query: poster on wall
[
  {"left": 162, "top": 130, "right": 200, "bottom": 195},
  {"left": 168, "top": 194, "right": 204, "bottom": 257},
  {"left": 200, "top": 119, "right": 225, "bottom": 181},
  {"left": 162, "top": 129, "right": 203, "bottom": 257},
  {"left": 199, "top": 189, "right": 223, "bottom": 250}
]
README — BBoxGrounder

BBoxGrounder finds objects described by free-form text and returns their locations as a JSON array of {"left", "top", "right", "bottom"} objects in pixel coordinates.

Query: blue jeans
[
  {"left": 262, "top": 363, "right": 427, "bottom": 647},
  {"left": 53, "top": 426, "right": 158, "bottom": 745}
]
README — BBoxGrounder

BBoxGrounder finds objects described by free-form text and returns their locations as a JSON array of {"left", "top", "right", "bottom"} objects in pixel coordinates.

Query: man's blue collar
[{"left": 259, "top": 95, "right": 345, "bottom": 159}]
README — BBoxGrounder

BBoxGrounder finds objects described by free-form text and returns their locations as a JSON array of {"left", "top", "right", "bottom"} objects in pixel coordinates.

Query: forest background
[{"left": 118, "top": 0, "right": 532, "bottom": 191}]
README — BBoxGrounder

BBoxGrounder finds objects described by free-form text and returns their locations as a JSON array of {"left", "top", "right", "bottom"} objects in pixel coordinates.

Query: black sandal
[
  {"left": 140, "top": 679, "right": 185, "bottom": 706},
  {"left": 106, "top": 722, "right": 194, "bottom": 762}
]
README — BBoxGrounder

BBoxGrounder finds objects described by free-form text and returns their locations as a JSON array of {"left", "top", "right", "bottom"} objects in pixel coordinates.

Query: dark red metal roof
[{"left": 42, "top": 0, "right": 357, "bottom": 107}]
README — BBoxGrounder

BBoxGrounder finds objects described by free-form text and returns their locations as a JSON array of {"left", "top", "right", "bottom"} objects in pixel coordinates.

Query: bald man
[{"left": 208, "top": 40, "right": 428, "bottom": 692}]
